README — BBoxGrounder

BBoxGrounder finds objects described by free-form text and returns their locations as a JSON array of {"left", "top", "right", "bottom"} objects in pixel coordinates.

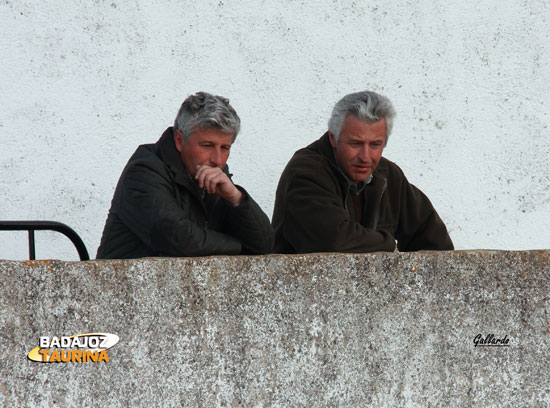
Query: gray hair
[
  {"left": 174, "top": 91, "right": 241, "bottom": 142},
  {"left": 328, "top": 91, "right": 396, "bottom": 144}
]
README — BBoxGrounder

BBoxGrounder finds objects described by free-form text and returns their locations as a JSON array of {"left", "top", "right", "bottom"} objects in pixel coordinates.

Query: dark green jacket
[
  {"left": 272, "top": 133, "right": 453, "bottom": 253},
  {"left": 97, "top": 127, "right": 274, "bottom": 259}
]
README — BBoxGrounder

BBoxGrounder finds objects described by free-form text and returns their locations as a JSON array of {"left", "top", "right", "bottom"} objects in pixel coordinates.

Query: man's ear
[
  {"left": 174, "top": 129, "right": 184, "bottom": 153},
  {"left": 328, "top": 131, "right": 337, "bottom": 148}
]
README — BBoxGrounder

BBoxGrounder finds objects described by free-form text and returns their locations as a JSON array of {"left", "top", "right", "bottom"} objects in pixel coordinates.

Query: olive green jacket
[{"left": 272, "top": 133, "right": 453, "bottom": 253}]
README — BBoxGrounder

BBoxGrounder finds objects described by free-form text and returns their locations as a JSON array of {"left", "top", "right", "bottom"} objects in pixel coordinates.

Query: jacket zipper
[{"left": 371, "top": 177, "right": 387, "bottom": 229}]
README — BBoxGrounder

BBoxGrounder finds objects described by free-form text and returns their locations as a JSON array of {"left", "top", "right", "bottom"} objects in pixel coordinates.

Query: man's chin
[{"left": 350, "top": 173, "right": 372, "bottom": 183}]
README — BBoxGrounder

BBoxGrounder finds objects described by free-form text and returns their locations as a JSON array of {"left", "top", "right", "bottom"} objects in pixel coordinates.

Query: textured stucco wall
[
  {"left": 1, "top": 1, "right": 549, "bottom": 259},
  {"left": 1, "top": 251, "right": 549, "bottom": 406}
]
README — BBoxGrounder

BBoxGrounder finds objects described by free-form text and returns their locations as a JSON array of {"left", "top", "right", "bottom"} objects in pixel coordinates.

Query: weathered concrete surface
[{"left": 1, "top": 251, "right": 549, "bottom": 407}]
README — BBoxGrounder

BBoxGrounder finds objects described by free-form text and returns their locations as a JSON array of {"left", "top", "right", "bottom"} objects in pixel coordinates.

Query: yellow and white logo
[{"left": 27, "top": 332, "right": 119, "bottom": 363}]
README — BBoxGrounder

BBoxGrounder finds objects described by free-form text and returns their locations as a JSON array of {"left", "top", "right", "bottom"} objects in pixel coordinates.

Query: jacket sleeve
[
  {"left": 395, "top": 176, "right": 454, "bottom": 251},
  {"left": 221, "top": 186, "right": 274, "bottom": 254},
  {"left": 277, "top": 164, "right": 396, "bottom": 253},
  {"left": 117, "top": 161, "right": 243, "bottom": 257}
]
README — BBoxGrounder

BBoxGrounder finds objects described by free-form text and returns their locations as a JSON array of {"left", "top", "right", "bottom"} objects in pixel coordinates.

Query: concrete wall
[
  {"left": 1, "top": 251, "right": 549, "bottom": 406},
  {"left": 1, "top": 1, "right": 549, "bottom": 260}
]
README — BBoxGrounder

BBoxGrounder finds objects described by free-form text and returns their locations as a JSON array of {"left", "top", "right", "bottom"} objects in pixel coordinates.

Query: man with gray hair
[
  {"left": 272, "top": 90, "right": 453, "bottom": 253},
  {"left": 97, "top": 91, "right": 273, "bottom": 258}
]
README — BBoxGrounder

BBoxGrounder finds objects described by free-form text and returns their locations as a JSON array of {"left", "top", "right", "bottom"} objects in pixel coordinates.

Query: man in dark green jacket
[
  {"left": 97, "top": 92, "right": 273, "bottom": 259},
  {"left": 272, "top": 91, "right": 453, "bottom": 253}
]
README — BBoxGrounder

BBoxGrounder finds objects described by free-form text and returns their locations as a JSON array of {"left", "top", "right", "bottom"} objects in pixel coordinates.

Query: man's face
[
  {"left": 174, "top": 128, "right": 234, "bottom": 177},
  {"left": 329, "top": 115, "right": 387, "bottom": 183}
]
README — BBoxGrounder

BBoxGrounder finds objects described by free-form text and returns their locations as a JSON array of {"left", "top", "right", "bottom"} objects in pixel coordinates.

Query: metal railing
[{"left": 0, "top": 221, "right": 90, "bottom": 261}]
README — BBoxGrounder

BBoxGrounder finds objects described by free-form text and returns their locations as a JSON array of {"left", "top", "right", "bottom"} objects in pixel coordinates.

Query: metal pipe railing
[{"left": 0, "top": 221, "right": 90, "bottom": 261}]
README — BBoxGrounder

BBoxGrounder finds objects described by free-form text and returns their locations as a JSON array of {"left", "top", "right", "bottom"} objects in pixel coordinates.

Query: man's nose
[
  {"left": 210, "top": 148, "right": 224, "bottom": 167},
  {"left": 358, "top": 145, "right": 370, "bottom": 162}
]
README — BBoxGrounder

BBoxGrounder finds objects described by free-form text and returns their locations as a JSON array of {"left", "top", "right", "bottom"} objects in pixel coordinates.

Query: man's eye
[{"left": 221, "top": 146, "right": 231, "bottom": 152}]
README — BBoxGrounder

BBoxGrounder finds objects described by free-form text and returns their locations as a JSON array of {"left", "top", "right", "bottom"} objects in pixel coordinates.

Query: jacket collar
[{"left": 157, "top": 127, "right": 195, "bottom": 189}]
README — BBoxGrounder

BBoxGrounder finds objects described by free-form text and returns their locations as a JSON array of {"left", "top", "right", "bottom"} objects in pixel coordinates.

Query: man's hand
[{"left": 195, "top": 165, "right": 242, "bottom": 206}]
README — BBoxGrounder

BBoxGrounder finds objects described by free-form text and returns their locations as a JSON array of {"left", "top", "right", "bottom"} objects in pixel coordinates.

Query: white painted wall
[{"left": 1, "top": 0, "right": 549, "bottom": 260}]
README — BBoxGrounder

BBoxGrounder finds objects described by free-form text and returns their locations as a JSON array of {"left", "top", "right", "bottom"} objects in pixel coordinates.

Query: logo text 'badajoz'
[{"left": 27, "top": 333, "right": 119, "bottom": 363}]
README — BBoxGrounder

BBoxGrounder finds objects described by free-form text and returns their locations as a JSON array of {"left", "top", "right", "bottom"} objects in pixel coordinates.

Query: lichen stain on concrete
[{"left": 23, "top": 259, "right": 54, "bottom": 268}]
